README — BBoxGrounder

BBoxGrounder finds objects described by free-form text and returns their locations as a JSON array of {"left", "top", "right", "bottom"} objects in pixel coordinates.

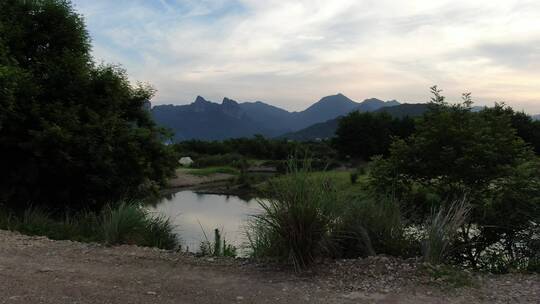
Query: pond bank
[
  {"left": 167, "top": 168, "right": 236, "bottom": 188},
  {"left": 164, "top": 168, "right": 263, "bottom": 198}
]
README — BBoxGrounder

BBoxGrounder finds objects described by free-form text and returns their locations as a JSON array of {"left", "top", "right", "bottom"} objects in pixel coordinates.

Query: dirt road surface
[
  {"left": 0, "top": 230, "right": 538, "bottom": 304},
  {"left": 167, "top": 169, "right": 234, "bottom": 188}
]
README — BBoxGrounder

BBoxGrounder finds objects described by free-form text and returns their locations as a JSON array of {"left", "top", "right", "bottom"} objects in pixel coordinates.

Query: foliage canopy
[{"left": 0, "top": 0, "right": 176, "bottom": 211}]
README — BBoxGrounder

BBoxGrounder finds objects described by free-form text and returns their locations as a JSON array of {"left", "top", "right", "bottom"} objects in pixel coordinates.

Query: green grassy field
[{"left": 257, "top": 170, "right": 368, "bottom": 199}]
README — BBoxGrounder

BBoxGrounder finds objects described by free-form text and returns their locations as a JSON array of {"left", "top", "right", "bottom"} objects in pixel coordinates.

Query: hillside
[
  {"left": 151, "top": 94, "right": 399, "bottom": 141},
  {"left": 280, "top": 118, "right": 341, "bottom": 141},
  {"left": 281, "top": 103, "right": 428, "bottom": 141}
]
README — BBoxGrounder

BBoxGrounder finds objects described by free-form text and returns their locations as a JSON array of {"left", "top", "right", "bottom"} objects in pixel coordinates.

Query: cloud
[{"left": 72, "top": 0, "right": 540, "bottom": 113}]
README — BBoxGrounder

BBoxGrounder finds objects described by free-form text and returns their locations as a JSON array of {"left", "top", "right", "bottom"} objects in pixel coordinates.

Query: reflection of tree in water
[
  {"left": 236, "top": 193, "right": 257, "bottom": 203},
  {"left": 142, "top": 191, "right": 175, "bottom": 207},
  {"left": 195, "top": 192, "right": 205, "bottom": 203}
]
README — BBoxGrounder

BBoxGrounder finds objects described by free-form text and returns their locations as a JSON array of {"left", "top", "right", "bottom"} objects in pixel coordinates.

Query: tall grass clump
[
  {"left": 247, "top": 159, "right": 339, "bottom": 270},
  {"left": 0, "top": 202, "right": 178, "bottom": 250},
  {"left": 101, "top": 202, "right": 178, "bottom": 249},
  {"left": 422, "top": 197, "right": 471, "bottom": 264}
]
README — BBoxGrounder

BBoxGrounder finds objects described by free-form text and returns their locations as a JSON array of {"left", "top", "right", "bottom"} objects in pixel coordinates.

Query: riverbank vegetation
[
  {"left": 247, "top": 89, "right": 540, "bottom": 273},
  {"left": 0, "top": 202, "right": 178, "bottom": 249}
]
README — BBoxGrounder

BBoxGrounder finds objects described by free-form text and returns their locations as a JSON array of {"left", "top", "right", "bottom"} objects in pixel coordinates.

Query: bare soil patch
[{"left": 0, "top": 230, "right": 538, "bottom": 304}]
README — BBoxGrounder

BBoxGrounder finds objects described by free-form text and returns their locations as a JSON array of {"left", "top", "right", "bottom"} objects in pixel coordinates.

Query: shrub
[
  {"left": 247, "top": 160, "right": 339, "bottom": 270},
  {"left": 334, "top": 196, "right": 415, "bottom": 258}
]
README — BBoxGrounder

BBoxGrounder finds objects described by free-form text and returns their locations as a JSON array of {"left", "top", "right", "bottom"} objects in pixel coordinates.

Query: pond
[{"left": 147, "top": 191, "right": 262, "bottom": 254}]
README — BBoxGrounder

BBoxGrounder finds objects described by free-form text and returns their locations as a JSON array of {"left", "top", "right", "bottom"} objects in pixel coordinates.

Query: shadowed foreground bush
[
  {"left": 334, "top": 196, "right": 417, "bottom": 258},
  {"left": 0, "top": 202, "right": 178, "bottom": 250}
]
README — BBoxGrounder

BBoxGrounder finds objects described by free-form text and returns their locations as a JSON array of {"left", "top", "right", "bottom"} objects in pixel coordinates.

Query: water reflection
[{"left": 147, "top": 191, "right": 262, "bottom": 253}]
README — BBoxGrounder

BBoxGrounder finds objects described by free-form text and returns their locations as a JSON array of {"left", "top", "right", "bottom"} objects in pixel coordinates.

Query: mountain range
[
  {"left": 151, "top": 96, "right": 540, "bottom": 141},
  {"left": 151, "top": 94, "right": 400, "bottom": 141}
]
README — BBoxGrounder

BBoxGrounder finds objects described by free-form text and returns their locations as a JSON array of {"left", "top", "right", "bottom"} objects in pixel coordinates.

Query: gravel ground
[{"left": 0, "top": 230, "right": 538, "bottom": 303}]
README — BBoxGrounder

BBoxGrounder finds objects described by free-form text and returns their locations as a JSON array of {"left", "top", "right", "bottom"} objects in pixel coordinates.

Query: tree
[
  {"left": 334, "top": 111, "right": 415, "bottom": 160},
  {"left": 0, "top": 0, "right": 176, "bottom": 212},
  {"left": 481, "top": 104, "right": 540, "bottom": 154},
  {"left": 370, "top": 87, "right": 539, "bottom": 269}
]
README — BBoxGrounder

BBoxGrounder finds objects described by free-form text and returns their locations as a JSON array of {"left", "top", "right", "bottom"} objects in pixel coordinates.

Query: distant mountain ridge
[
  {"left": 151, "top": 94, "right": 400, "bottom": 141},
  {"left": 281, "top": 103, "right": 429, "bottom": 141},
  {"left": 280, "top": 105, "right": 540, "bottom": 141}
]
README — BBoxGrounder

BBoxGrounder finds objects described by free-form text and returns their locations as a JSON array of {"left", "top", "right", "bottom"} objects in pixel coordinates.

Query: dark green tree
[
  {"left": 334, "top": 111, "right": 415, "bottom": 160},
  {"left": 481, "top": 104, "right": 540, "bottom": 154},
  {"left": 0, "top": 0, "right": 177, "bottom": 212},
  {"left": 370, "top": 87, "right": 539, "bottom": 269}
]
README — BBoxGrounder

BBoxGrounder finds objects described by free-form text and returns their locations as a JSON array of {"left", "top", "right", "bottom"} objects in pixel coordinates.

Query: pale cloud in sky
[{"left": 72, "top": 0, "right": 540, "bottom": 113}]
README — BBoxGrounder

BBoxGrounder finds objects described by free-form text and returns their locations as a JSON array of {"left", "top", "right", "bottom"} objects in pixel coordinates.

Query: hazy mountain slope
[
  {"left": 533, "top": 114, "right": 540, "bottom": 121},
  {"left": 238, "top": 101, "right": 296, "bottom": 132},
  {"left": 356, "top": 98, "right": 400, "bottom": 112},
  {"left": 281, "top": 103, "right": 427, "bottom": 141},
  {"left": 280, "top": 118, "right": 341, "bottom": 141},
  {"left": 290, "top": 94, "right": 358, "bottom": 129}
]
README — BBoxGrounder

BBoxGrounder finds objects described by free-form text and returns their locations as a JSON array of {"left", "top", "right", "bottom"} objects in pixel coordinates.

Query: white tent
[{"left": 179, "top": 157, "right": 194, "bottom": 167}]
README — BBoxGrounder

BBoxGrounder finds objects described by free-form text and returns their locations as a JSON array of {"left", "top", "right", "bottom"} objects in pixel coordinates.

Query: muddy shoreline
[{"left": 161, "top": 168, "right": 265, "bottom": 199}]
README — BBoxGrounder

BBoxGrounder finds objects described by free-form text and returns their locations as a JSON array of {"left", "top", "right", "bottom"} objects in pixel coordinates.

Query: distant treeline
[
  {"left": 333, "top": 104, "right": 540, "bottom": 160},
  {"left": 174, "top": 104, "right": 539, "bottom": 166},
  {"left": 174, "top": 135, "right": 339, "bottom": 160}
]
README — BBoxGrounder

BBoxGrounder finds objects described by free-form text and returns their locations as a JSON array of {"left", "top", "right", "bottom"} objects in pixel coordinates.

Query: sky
[{"left": 72, "top": 0, "right": 540, "bottom": 113}]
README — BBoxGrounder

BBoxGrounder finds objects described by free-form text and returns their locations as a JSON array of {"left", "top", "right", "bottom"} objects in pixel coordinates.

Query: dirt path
[
  {"left": 167, "top": 169, "right": 235, "bottom": 188},
  {"left": 0, "top": 230, "right": 538, "bottom": 304}
]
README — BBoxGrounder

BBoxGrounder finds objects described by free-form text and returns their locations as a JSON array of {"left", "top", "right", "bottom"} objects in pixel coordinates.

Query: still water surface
[{"left": 148, "top": 191, "right": 262, "bottom": 252}]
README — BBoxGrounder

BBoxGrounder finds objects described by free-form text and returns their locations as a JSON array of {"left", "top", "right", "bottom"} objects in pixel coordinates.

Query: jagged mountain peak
[
  {"left": 222, "top": 97, "right": 239, "bottom": 106},
  {"left": 194, "top": 95, "right": 210, "bottom": 104}
]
